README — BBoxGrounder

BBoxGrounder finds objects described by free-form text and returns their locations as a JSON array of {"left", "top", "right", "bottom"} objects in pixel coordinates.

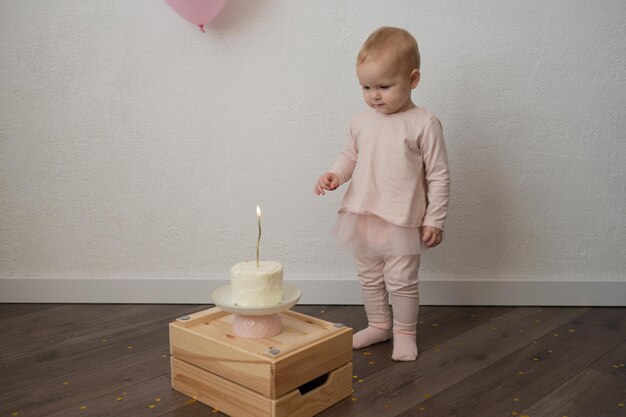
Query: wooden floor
[{"left": 0, "top": 304, "right": 624, "bottom": 417}]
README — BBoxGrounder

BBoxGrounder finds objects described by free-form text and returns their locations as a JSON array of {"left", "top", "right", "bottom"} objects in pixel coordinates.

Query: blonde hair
[{"left": 357, "top": 27, "right": 420, "bottom": 72}]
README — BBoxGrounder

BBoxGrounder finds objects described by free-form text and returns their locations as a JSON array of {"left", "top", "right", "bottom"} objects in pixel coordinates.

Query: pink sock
[
  {"left": 352, "top": 323, "right": 391, "bottom": 349},
  {"left": 392, "top": 320, "right": 418, "bottom": 361}
]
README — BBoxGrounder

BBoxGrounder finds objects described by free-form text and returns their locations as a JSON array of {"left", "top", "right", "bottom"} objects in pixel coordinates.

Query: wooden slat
[
  {"left": 274, "top": 325, "right": 352, "bottom": 397},
  {"left": 274, "top": 363, "right": 353, "bottom": 417},
  {"left": 172, "top": 357, "right": 272, "bottom": 417},
  {"left": 170, "top": 307, "right": 353, "bottom": 398},
  {"left": 170, "top": 321, "right": 274, "bottom": 397}
]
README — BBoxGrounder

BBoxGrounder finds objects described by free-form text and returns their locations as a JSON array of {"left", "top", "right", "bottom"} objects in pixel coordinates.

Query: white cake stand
[{"left": 211, "top": 284, "right": 302, "bottom": 339}]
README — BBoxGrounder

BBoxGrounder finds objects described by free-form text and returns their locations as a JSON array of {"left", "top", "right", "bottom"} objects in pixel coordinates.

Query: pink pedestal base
[{"left": 232, "top": 314, "right": 283, "bottom": 339}]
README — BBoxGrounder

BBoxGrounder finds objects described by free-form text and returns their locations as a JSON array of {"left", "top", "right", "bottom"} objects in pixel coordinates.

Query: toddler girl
[{"left": 314, "top": 27, "right": 450, "bottom": 361}]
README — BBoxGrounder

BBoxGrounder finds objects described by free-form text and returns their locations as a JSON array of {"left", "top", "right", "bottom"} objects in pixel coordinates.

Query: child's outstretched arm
[
  {"left": 314, "top": 172, "right": 340, "bottom": 195},
  {"left": 314, "top": 119, "right": 359, "bottom": 196}
]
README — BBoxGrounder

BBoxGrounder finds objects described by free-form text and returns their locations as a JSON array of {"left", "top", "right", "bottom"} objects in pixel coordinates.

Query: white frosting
[{"left": 230, "top": 261, "right": 283, "bottom": 306}]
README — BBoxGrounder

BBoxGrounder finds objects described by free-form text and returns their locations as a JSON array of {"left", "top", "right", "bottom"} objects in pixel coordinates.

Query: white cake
[{"left": 230, "top": 261, "right": 283, "bottom": 306}]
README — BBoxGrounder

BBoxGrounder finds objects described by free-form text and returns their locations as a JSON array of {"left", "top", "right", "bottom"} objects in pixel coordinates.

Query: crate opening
[{"left": 297, "top": 372, "right": 330, "bottom": 395}]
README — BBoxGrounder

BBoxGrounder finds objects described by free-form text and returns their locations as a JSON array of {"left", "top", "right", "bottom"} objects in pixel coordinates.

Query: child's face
[{"left": 357, "top": 59, "right": 419, "bottom": 114}]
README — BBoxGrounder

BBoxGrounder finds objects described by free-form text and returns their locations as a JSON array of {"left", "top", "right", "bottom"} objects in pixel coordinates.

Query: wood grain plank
[
  {"left": 317, "top": 307, "right": 587, "bottom": 417},
  {"left": 349, "top": 306, "right": 516, "bottom": 383},
  {"left": 0, "top": 303, "right": 59, "bottom": 321},
  {"left": 0, "top": 304, "right": 202, "bottom": 363},
  {"left": 394, "top": 308, "right": 625, "bottom": 417},
  {"left": 0, "top": 318, "right": 173, "bottom": 399},
  {"left": 43, "top": 375, "right": 189, "bottom": 417},
  {"left": 519, "top": 368, "right": 626, "bottom": 417},
  {"left": 1, "top": 305, "right": 623, "bottom": 417}
]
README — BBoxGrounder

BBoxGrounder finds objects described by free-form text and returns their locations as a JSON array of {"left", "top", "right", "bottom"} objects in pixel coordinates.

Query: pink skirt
[{"left": 332, "top": 212, "right": 422, "bottom": 257}]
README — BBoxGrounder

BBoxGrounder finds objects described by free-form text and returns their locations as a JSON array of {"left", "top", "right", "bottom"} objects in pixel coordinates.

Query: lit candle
[{"left": 256, "top": 205, "right": 262, "bottom": 267}]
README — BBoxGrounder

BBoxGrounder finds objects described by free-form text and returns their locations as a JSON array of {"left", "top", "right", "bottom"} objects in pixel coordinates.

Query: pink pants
[{"left": 354, "top": 254, "right": 420, "bottom": 335}]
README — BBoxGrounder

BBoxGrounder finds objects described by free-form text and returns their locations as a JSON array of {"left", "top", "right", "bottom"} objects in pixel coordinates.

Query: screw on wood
[
  {"left": 178, "top": 315, "right": 190, "bottom": 321},
  {"left": 269, "top": 348, "right": 281, "bottom": 355},
  {"left": 334, "top": 323, "right": 344, "bottom": 328}
]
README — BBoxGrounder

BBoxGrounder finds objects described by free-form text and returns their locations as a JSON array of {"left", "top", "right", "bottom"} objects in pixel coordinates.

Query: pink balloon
[{"left": 165, "top": 0, "right": 228, "bottom": 32}]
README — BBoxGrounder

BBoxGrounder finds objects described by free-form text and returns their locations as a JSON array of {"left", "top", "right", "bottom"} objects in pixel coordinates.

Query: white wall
[{"left": 1, "top": 1, "right": 625, "bottom": 304}]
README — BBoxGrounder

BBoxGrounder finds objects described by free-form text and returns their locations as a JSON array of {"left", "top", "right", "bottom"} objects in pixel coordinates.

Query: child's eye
[
  {"left": 362, "top": 86, "right": 370, "bottom": 90},
  {"left": 380, "top": 85, "right": 390, "bottom": 89}
]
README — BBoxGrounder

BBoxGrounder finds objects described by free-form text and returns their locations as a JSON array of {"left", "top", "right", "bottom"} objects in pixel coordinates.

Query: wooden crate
[{"left": 170, "top": 307, "right": 353, "bottom": 417}]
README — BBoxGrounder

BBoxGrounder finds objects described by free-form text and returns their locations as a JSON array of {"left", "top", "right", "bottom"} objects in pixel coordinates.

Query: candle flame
[{"left": 256, "top": 205, "right": 261, "bottom": 218}]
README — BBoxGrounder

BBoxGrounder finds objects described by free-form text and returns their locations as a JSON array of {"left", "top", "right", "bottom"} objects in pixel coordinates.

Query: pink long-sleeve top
[{"left": 330, "top": 106, "right": 450, "bottom": 230}]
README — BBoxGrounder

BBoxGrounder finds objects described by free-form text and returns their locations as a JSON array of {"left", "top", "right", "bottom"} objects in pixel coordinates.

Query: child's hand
[
  {"left": 314, "top": 172, "right": 340, "bottom": 195},
  {"left": 421, "top": 226, "right": 443, "bottom": 247}
]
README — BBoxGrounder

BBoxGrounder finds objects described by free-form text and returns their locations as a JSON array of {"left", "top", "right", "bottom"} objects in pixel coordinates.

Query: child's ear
[{"left": 410, "top": 69, "right": 420, "bottom": 88}]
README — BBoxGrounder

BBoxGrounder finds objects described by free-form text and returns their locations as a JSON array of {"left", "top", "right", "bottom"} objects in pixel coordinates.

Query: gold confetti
[
  {"left": 80, "top": 405, "right": 87, "bottom": 410},
  {"left": 358, "top": 379, "right": 364, "bottom": 383},
  {"left": 419, "top": 406, "right": 426, "bottom": 411},
  {"left": 384, "top": 403, "right": 390, "bottom": 408},
  {"left": 186, "top": 399, "right": 197, "bottom": 405},
  {"left": 618, "top": 403, "right": 624, "bottom": 407},
  {"left": 148, "top": 404, "right": 155, "bottom": 409},
  {"left": 101, "top": 339, "right": 107, "bottom": 342},
  {"left": 162, "top": 354, "right": 168, "bottom": 358},
  {"left": 155, "top": 397, "right": 161, "bottom": 402},
  {"left": 518, "top": 371, "right": 525, "bottom": 375},
  {"left": 128, "top": 346, "right": 133, "bottom": 349},
  {"left": 423, "top": 393, "right": 432, "bottom": 399},
  {"left": 491, "top": 327, "right": 497, "bottom": 331},
  {"left": 117, "top": 397, "right": 123, "bottom": 401},
  {"left": 520, "top": 415, "right": 530, "bottom": 417},
  {"left": 368, "top": 361, "right": 375, "bottom": 365},
  {"left": 63, "top": 381, "right": 70, "bottom": 385},
  {"left": 511, "top": 413, "right": 518, "bottom": 416},
  {"left": 553, "top": 333, "right": 559, "bottom": 337},
  {"left": 619, "top": 363, "right": 624, "bottom": 367},
  {"left": 533, "top": 357, "right": 539, "bottom": 361},
  {"left": 320, "top": 310, "right": 325, "bottom": 314},
  {"left": 352, "top": 397, "right": 357, "bottom": 402},
  {"left": 432, "top": 323, "right": 439, "bottom": 327},
  {"left": 534, "top": 319, "right": 541, "bottom": 323},
  {"left": 12, "top": 412, "right": 19, "bottom": 416},
  {"left": 212, "top": 409, "right": 219, "bottom": 413},
  {"left": 363, "top": 351, "right": 373, "bottom": 356},
  {"left": 568, "top": 329, "right": 576, "bottom": 333},
  {"left": 533, "top": 341, "right": 538, "bottom": 344},
  {"left": 353, "top": 375, "right": 358, "bottom": 379},
  {"left": 548, "top": 350, "right": 554, "bottom": 353},
  {"left": 519, "top": 330, "right": 525, "bottom": 333},
  {"left": 513, "top": 397, "right": 520, "bottom": 402}
]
